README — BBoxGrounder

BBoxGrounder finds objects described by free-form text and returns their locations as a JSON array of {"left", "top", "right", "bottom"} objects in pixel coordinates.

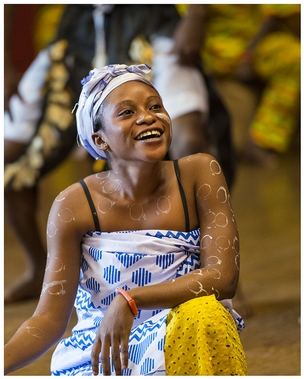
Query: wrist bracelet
[{"left": 117, "top": 288, "right": 138, "bottom": 317}]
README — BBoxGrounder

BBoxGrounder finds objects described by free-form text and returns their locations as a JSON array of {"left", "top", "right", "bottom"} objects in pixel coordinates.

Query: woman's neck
[{"left": 108, "top": 160, "right": 167, "bottom": 201}]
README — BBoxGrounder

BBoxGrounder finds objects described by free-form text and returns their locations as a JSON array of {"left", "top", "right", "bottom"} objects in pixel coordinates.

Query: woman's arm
[{"left": 4, "top": 184, "right": 85, "bottom": 374}]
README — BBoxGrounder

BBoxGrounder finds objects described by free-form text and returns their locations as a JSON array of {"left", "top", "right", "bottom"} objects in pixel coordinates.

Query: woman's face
[{"left": 93, "top": 81, "right": 172, "bottom": 163}]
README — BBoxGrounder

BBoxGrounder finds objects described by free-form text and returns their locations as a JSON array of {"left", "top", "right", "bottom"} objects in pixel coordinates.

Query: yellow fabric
[
  {"left": 249, "top": 31, "right": 300, "bottom": 151},
  {"left": 164, "top": 295, "right": 247, "bottom": 375},
  {"left": 192, "top": 3, "right": 300, "bottom": 152},
  {"left": 176, "top": 4, "right": 262, "bottom": 76},
  {"left": 175, "top": 4, "right": 189, "bottom": 16},
  {"left": 260, "top": 4, "right": 300, "bottom": 18},
  {"left": 202, "top": 4, "right": 262, "bottom": 76},
  {"left": 33, "top": 5, "right": 67, "bottom": 52}
]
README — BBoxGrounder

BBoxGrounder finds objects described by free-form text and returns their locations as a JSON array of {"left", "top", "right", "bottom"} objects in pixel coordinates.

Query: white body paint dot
[
  {"left": 210, "top": 160, "right": 221, "bottom": 175},
  {"left": 101, "top": 179, "right": 121, "bottom": 194},
  {"left": 206, "top": 255, "right": 222, "bottom": 265},
  {"left": 129, "top": 204, "right": 146, "bottom": 221},
  {"left": 156, "top": 196, "right": 171, "bottom": 215},
  {"left": 26, "top": 326, "right": 44, "bottom": 338},
  {"left": 47, "top": 222, "right": 58, "bottom": 238},
  {"left": 201, "top": 234, "right": 212, "bottom": 249},
  {"left": 202, "top": 210, "right": 216, "bottom": 228},
  {"left": 188, "top": 280, "right": 208, "bottom": 296},
  {"left": 41, "top": 280, "right": 67, "bottom": 296},
  {"left": 216, "top": 186, "right": 228, "bottom": 203},
  {"left": 46, "top": 256, "right": 66, "bottom": 272},
  {"left": 215, "top": 212, "right": 228, "bottom": 227},
  {"left": 58, "top": 208, "right": 75, "bottom": 223},
  {"left": 215, "top": 236, "right": 230, "bottom": 251},
  {"left": 207, "top": 268, "right": 221, "bottom": 279},
  {"left": 98, "top": 198, "right": 115, "bottom": 214},
  {"left": 96, "top": 171, "right": 110, "bottom": 180},
  {"left": 56, "top": 188, "right": 69, "bottom": 202},
  {"left": 197, "top": 183, "right": 212, "bottom": 199}
]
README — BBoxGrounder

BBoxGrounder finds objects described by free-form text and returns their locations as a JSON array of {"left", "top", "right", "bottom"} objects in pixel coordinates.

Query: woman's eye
[
  {"left": 151, "top": 104, "right": 162, "bottom": 111},
  {"left": 119, "top": 109, "right": 133, "bottom": 116}
]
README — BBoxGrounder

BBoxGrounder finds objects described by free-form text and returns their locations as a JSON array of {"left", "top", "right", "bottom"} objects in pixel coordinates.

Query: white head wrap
[{"left": 75, "top": 63, "right": 154, "bottom": 160}]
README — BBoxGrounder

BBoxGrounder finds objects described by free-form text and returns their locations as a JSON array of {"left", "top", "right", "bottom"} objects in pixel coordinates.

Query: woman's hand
[{"left": 91, "top": 294, "right": 135, "bottom": 376}]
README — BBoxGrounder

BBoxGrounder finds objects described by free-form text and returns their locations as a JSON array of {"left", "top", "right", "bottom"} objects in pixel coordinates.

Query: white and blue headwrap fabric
[{"left": 75, "top": 64, "right": 154, "bottom": 160}]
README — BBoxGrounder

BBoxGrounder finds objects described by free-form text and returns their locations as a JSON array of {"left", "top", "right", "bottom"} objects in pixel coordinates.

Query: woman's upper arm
[
  {"left": 35, "top": 184, "right": 84, "bottom": 330},
  {"left": 194, "top": 154, "right": 240, "bottom": 290}
]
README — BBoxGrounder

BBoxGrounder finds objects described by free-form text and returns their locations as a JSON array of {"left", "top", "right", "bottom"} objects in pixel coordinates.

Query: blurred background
[{"left": 4, "top": 4, "right": 300, "bottom": 375}]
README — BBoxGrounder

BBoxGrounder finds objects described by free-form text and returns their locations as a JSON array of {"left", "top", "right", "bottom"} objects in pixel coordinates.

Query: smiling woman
[
  {"left": 4, "top": 64, "right": 247, "bottom": 376},
  {"left": 75, "top": 64, "right": 160, "bottom": 161},
  {"left": 75, "top": 66, "right": 173, "bottom": 166}
]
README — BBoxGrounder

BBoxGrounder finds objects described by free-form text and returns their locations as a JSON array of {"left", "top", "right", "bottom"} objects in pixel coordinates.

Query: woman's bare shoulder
[
  {"left": 177, "top": 153, "right": 227, "bottom": 189},
  {"left": 178, "top": 153, "right": 220, "bottom": 172},
  {"left": 48, "top": 176, "right": 98, "bottom": 237},
  {"left": 49, "top": 174, "right": 101, "bottom": 221},
  {"left": 52, "top": 181, "right": 86, "bottom": 205}
]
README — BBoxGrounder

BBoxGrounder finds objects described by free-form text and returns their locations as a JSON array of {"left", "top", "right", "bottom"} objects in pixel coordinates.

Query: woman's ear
[{"left": 92, "top": 133, "right": 108, "bottom": 152}]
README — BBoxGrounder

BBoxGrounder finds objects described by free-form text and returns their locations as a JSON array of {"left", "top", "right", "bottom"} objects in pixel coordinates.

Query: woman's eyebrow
[
  {"left": 114, "top": 99, "right": 133, "bottom": 108},
  {"left": 147, "top": 95, "right": 161, "bottom": 101},
  {"left": 114, "top": 96, "right": 160, "bottom": 109}
]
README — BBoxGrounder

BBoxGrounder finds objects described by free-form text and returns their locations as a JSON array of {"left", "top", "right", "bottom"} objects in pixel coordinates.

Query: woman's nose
[{"left": 136, "top": 111, "right": 155, "bottom": 124}]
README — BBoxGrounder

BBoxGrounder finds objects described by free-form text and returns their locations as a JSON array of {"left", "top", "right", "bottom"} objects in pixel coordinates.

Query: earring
[{"left": 102, "top": 142, "right": 108, "bottom": 149}]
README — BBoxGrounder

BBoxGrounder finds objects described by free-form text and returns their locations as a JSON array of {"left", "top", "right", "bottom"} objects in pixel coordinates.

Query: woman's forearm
[
  {"left": 4, "top": 314, "right": 67, "bottom": 375},
  {"left": 128, "top": 266, "right": 238, "bottom": 312}
]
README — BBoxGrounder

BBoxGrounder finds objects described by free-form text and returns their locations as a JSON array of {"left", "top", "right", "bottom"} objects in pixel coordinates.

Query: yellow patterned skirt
[{"left": 165, "top": 295, "right": 247, "bottom": 375}]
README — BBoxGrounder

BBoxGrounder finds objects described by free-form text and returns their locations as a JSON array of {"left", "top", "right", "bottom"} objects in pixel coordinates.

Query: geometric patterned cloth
[{"left": 50, "top": 229, "right": 244, "bottom": 375}]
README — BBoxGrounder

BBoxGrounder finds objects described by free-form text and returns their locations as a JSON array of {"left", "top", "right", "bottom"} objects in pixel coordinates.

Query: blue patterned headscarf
[{"left": 75, "top": 64, "right": 153, "bottom": 160}]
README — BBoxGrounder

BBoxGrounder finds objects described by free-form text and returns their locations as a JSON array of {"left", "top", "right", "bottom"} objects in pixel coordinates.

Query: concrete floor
[{"left": 4, "top": 82, "right": 300, "bottom": 375}]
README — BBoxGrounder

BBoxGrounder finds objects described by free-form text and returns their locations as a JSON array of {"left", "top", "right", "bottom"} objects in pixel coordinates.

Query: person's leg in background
[
  {"left": 4, "top": 48, "right": 51, "bottom": 303},
  {"left": 4, "top": 41, "right": 79, "bottom": 303},
  {"left": 246, "top": 32, "right": 300, "bottom": 166}
]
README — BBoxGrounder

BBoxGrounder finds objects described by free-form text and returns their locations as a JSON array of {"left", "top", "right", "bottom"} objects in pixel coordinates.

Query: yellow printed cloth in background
[
  {"left": 260, "top": 4, "right": 300, "bottom": 18},
  {"left": 249, "top": 31, "right": 300, "bottom": 152},
  {"left": 249, "top": 4, "right": 300, "bottom": 151},
  {"left": 176, "top": 4, "right": 300, "bottom": 152},
  {"left": 201, "top": 4, "right": 262, "bottom": 76}
]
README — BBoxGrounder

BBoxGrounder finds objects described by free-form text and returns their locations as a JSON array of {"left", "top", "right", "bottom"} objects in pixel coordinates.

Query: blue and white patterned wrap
[{"left": 50, "top": 229, "right": 244, "bottom": 376}]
